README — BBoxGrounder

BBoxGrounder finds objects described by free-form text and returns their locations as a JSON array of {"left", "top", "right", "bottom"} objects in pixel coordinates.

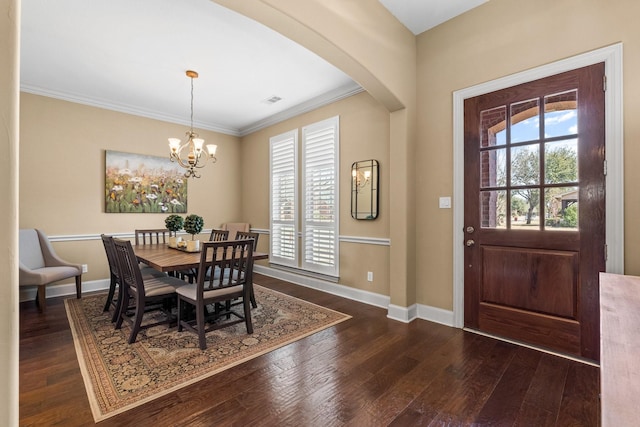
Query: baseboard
[
  {"left": 253, "top": 265, "right": 390, "bottom": 309},
  {"left": 254, "top": 265, "right": 456, "bottom": 327},
  {"left": 22, "top": 269, "right": 457, "bottom": 330},
  {"left": 417, "top": 304, "right": 455, "bottom": 327},
  {"left": 19, "top": 279, "right": 110, "bottom": 303},
  {"left": 387, "top": 303, "right": 417, "bottom": 323}
]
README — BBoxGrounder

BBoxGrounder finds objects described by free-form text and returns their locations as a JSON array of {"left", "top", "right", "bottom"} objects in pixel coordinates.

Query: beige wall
[
  {"left": 416, "top": 0, "right": 640, "bottom": 309},
  {"left": 241, "top": 91, "right": 391, "bottom": 295},
  {"left": 18, "top": 90, "right": 393, "bottom": 295},
  {"left": 216, "top": 0, "right": 417, "bottom": 308},
  {"left": 1, "top": 0, "right": 19, "bottom": 424},
  {"left": 19, "top": 93, "right": 242, "bottom": 283},
  {"left": 6, "top": 0, "right": 640, "bottom": 421}
]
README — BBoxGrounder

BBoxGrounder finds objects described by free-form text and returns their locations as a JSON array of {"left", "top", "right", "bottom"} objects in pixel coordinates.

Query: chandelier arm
[{"left": 170, "top": 142, "right": 194, "bottom": 169}]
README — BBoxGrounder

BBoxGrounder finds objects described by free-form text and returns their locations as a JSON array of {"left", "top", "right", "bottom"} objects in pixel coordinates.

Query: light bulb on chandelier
[{"left": 168, "top": 70, "right": 217, "bottom": 178}]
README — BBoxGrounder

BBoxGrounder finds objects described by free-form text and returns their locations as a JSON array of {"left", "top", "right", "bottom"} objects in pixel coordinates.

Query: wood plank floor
[{"left": 20, "top": 274, "right": 600, "bottom": 426}]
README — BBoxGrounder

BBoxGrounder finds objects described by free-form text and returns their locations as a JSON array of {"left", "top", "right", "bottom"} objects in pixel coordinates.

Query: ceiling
[{"left": 20, "top": 0, "right": 487, "bottom": 137}]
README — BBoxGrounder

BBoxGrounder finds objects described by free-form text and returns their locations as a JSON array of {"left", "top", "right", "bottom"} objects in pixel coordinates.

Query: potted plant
[
  {"left": 165, "top": 214, "right": 184, "bottom": 248},
  {"left": 183, "top": 214, "right": 204, "bottom": 251}
]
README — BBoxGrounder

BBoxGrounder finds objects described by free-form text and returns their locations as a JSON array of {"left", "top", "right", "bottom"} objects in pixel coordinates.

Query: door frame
[{"left": 452, "top": 43, "right": 624, "bottom": 328}]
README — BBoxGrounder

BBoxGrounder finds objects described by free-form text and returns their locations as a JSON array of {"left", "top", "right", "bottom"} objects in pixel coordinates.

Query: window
[
  {"left": 269, "top": 116, "right": 340, "bottom": 278},
  {"left": 269, "top": 130, "right": 298, "bottom": 268}
]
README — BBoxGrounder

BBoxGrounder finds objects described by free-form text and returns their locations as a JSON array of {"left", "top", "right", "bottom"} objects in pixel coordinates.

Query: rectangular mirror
[{"left": 351, "top": 159, "right": 379, "bottom": 220}]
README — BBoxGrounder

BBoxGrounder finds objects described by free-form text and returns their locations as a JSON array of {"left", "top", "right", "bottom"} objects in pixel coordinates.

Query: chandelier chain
[{"left": 190, "top": 76, "right": 194, "bottom": 132}]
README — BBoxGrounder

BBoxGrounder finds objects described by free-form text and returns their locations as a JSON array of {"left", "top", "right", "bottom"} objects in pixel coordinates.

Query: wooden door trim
[{"left": 452, "top": 44, "right": 623, "bottom": 329}]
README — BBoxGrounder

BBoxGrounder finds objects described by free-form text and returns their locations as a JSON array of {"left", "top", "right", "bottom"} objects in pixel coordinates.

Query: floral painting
[{"left": 105, "top": 150, "right": 187, "bottom": 213}]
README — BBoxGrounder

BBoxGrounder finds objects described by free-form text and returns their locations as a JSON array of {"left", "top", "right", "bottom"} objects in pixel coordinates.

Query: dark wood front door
[{"left": 463, "top": 63, "right": 606, "bottom": 361}]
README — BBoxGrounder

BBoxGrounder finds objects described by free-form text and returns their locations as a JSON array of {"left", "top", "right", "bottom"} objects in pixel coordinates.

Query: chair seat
[
  {"left": 19, "top": 265, "right": 81, "bottom": 287},
  {"left": 144, "top": 275, "right": 187, "bottom": 297},
  {"left": 140, "top": 266, "right": 167, "bottom": 278},
  {"left": 176, "top": 282, "right": 241, "bottom": 301}
]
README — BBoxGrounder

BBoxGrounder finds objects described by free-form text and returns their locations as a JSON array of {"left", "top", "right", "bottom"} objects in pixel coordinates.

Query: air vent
[{"left": 264, "top": 95, "right": 282, "bottom": 104}]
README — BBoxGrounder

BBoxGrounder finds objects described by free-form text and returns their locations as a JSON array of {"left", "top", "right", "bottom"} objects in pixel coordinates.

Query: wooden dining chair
[
  {"left": 220, "top": 222, "right": 250, "bottom": 240},
  {"left": 113, "top": 238, "right": 186, "bottom": 344},
  {"left": 234, "top": 231, "right": 259, "bottom": 307},
  {"left": 135, "top": 228, "right": 169, "bottom": 245},
  {"left": 176, "top": 239, "right": 254, "bottom": 350},
  {"left": 101, "top": 234, "right": 166, "bottom": 323},
  {"left": 178, "top": 228, "right": 230, "bottom": 284},
  {"left": 209, "top": 229, "right": 229, "bottom": 242},
  {"left": 235, "top": 231, "right": 259, "bottom": 250}
]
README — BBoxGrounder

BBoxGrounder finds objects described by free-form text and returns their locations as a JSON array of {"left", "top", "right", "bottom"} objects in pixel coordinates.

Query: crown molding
[{"left": 21, "top": 81, "right": 364, "bottom": 138}]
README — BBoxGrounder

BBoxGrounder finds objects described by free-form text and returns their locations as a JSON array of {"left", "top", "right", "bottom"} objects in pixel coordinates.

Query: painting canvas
[{"left": 105, "top": 150, "right": 188, "bottom": 213}]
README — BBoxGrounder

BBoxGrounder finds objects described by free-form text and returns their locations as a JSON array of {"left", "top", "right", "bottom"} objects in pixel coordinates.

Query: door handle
[{"left": 466, "top": 239, "right": 475, "bottom": 247}]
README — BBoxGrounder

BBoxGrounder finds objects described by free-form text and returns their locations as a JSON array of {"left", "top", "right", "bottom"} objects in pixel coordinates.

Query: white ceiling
[{"left": 20, "top": 0, "right": 486, "bottom": 137}]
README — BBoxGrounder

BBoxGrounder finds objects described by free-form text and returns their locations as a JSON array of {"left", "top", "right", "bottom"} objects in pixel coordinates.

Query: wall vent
[{"left": 264, "top": 95, "right": 282, "bottom": 104}]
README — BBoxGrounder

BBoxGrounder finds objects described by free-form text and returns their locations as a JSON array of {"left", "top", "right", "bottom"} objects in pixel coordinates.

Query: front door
[{"left": 463, "top": 63, "right": 605, "bottom": 361}]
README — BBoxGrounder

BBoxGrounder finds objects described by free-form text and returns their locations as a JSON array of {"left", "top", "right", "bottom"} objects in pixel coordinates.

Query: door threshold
[{"left": 463, "top": 327, "right": 599, "bottom": 367}]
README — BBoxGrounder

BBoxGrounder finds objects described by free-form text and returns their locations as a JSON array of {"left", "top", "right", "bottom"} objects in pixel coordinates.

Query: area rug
[{"left": 65, "top": 285, "right": 351, "bottom": 422}]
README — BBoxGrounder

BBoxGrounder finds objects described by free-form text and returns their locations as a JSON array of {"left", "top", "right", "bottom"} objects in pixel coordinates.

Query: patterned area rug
[{"left": 65, "top": 285, "right": 351, "bottom": 422}]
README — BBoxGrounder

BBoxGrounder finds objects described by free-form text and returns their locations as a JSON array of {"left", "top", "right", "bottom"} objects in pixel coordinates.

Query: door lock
[
  {"left": 466, "top": 226, "right": 475, "bottom": 233},
  {"left": 466, "top": 239, "right": 475, "bottom": 247}
]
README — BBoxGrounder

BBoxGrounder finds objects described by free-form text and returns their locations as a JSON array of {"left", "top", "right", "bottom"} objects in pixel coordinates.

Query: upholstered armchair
[{"left": 19, "top": 229, "right": 82, "bottom": 313}]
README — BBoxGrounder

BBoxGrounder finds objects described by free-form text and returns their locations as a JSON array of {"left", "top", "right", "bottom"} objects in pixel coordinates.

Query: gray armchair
[{"left": 19, "top": 229, "right": 82, "bottom": 313}]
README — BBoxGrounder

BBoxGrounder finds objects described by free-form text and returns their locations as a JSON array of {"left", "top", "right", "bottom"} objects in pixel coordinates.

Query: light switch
[{"left": 439, "top": 196, "right": 452, "bottom": 209}]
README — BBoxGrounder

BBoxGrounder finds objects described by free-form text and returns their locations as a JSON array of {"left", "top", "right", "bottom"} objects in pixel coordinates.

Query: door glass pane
[
  {"left": 480, "top": 190, "right": 507, "bottom": 229},
  {"left": 545, "top": 139, "right": 578, "bottom": 184},
  {"left": 480, "top": 106, "right": 507, "bottom": 147},
  {"left": 511, "top": 189, "right": 540, "bottom": 230},
  {"left": 511, "top": 144, "right": 539, "bottom": 186},
  {"left": 544, "top": 90, "right": 578, "bottom": 138},
  {"left": 545, "top": 186, "right": 578, "bottom": 231},
  {"left": 481, "top": 148, "right": 506, "bottom": 188},
  {"left": 510, "top": 98, "right": 540, "bottom": 143}
]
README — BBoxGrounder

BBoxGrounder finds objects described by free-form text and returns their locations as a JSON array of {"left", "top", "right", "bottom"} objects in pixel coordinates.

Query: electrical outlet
[
  {"left": 82, "top": 264, "right": 88, "bottom": 273},
  {"left": 367, "top": 271, "right": 373, "bottom": 282}
]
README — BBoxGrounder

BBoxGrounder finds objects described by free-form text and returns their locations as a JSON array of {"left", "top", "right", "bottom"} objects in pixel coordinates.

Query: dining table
[
  {"left": 134, "top": 243, "right": 268, "bottom": 308},
  {"left": 133, "top": 243, "right": 268, "bottom": 273}
]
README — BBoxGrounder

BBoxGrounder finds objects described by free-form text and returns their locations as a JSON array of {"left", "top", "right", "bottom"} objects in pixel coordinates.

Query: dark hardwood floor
[{"left": 20, "top": 274, "right": 600, "bottom": 426}]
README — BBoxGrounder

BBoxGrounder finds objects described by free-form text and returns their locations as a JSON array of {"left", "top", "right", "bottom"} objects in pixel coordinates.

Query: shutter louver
[
  {"left": 302, "top": 117, "right": 339, "bottom": 276},
  {"left": 270, "top": 130, "right": 298, "bottom": 267}
]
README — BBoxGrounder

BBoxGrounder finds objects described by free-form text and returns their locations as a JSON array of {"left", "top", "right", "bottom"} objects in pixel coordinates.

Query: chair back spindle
[
  {"left": 209, "top": 229, "right": 230, "bottom": 242},
  {"left": 135, "top": 229, "right": 169, "bottom": 245}
]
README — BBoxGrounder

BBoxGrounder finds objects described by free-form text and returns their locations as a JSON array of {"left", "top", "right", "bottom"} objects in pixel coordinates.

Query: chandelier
[{"left": 168, "top": 70, "right": 217, "bottom": 178}]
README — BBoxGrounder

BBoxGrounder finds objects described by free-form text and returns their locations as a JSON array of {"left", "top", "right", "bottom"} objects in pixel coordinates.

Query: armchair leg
[
  {"left": 36, "top": 285, "right": 46, "bottom": 313},
  {"left": 75, "top": 275, "right": 82, "bottom": 299}
]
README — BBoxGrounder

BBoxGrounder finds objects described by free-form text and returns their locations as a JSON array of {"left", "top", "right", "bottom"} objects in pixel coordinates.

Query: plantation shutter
[
  {"left": 269, "top": 130, "right": 298, "bottom": 268},
  {"left": 301, "top": 116, "right": 339, "bottom": 277}
]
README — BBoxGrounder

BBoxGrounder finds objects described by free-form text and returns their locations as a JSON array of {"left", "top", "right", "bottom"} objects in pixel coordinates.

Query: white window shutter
[
  {"left": 301, "top": 116, "right": 339, "bottom": 277},
  {"left": 270, "top": 130, "right": 298, "bottom": 268}
]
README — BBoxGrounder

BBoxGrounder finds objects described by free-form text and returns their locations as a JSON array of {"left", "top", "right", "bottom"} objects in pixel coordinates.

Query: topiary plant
[
  {"left": 183, "top": 214, "right": 204, "bottom": 240},
  {"left": 164, "top": 214, "right": 184, "bottom": 236}
]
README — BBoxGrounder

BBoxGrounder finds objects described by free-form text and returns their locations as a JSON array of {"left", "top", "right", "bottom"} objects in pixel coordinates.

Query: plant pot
[
  {"left": 186, "top": 240, "right": 200, "bottom": 252},
  {"left": 168, "top": 236, "right": 183, "bottom": 248}
]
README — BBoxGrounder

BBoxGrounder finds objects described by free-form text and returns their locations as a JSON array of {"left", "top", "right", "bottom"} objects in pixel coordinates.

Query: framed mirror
[{"left": 351, "top": 159, "right": 379, "bottom": 220}]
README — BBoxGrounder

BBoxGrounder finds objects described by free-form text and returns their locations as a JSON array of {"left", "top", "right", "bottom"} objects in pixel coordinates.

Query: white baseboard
[
  {"left": 19, "top": 279, "right": 110, "bottom": 303},
  {"left": 254, "top": 265, "right": 456, "bottom": 327},
  {"left": 22, "top": 268, "right": 457, "bottom": 329},
  {"left": 416, "top": 304, "right": 455, "bottom": 327},
  {"left": 254, "top": 265, "right": 390, "bottom": 309},
  {"left": 387, "top": 303, "right": 417, "bottom": 323}
]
